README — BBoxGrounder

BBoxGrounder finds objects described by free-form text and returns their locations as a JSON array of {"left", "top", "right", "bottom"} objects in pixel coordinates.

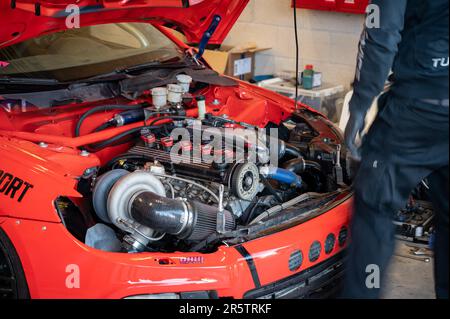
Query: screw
[
  {"left": 84, "top": 168, "right": 93, "bottom": 175},
  {"left": 42, "top": 226, "right": 47, "bottom": 231},
  {"left": 39, "top": 142, "right": 48, "bottom": 148},
  {"left": 80, "top": 150, "right": 90, "bottom": 157}
]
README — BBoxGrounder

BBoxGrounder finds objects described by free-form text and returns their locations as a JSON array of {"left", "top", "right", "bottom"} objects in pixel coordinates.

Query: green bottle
[{"left": 302, "top": 64, "right": 314, "bottom": 90}]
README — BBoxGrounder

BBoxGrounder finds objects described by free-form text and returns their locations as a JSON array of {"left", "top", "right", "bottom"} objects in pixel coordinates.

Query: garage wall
[{"left": 223, "top": 0, "right": 365, "bottom": 88}]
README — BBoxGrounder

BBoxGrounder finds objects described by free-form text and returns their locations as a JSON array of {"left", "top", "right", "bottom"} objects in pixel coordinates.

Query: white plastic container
[
  {"left": 258, "top": 78, "right": 345, "bottom": 123},
  {"left": 151, "top": 87, "right": 168, "bottom": 110},
  {"left": 176, "top": 74, "right": 193, "bottom": 93},
  {"left": 167, "top": 84, "right": 184, "bottom": 105},
  {"left": 196, "top": 96, "right": 206, "bottom": 120}
]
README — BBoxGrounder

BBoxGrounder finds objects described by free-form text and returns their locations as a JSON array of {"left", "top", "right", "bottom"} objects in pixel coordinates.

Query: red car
[{"left": 0, "top": 0, "right": 352, "bottom": 299}]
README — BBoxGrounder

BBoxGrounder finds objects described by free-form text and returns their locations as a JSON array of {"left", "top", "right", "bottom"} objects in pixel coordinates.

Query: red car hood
[{"left": 0, "top": 0, "right": 249, "bottom": 48}]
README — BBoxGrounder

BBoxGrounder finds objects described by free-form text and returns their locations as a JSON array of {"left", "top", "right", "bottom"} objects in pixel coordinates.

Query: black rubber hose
[
  {"left": 260, "top": 176, "right": 283, "bottom": 203},
  {"left": 282, "top": 157, "right": 322, "bottom": 173},
  {"left": 130, "top": 191, "right": 189, "bottom": 236},
  {"left": 86, "top": 125, "right": 160, "bottom": 152},
  {"left": 93, "top": 111, "right": 175, "bottom": 135},
  {"left": 93, "top": 121, "right": 115, "bottom": 133},
  {"left": 87, "top": 115, "right": 195, "bottom": 151},
  {"left": 284, "top": 143, "right": 303, "bottom": 158},
  {"left": 147, "top": 115, "right": 196, "bottom": 127},
  {"left": 75, "top": 104, "right": 143, "bottom": 137}
]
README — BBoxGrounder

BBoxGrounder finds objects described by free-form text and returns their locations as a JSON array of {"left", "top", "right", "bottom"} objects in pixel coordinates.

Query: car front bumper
[{"left": 0, "top": 193, "right": 352, "bottom": 299}]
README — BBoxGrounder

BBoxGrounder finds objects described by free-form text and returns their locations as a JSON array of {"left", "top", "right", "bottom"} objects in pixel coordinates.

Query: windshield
[{"left": 0, "top": 23, "right": 183, "bottom": 82}]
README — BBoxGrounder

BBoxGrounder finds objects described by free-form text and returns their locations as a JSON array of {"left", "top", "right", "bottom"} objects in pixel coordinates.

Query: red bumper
[{"left": 0, "top": 194, "right": 352, "bottom": 299}]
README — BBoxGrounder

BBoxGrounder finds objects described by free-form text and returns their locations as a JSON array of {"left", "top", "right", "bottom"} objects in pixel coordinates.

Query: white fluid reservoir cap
[
  {"left": 151, "top": 87, "right": 168, "bottom": 109},
  {"left": 167, "top": 84, "right": 184, "bottom": 104},
  {"left": 176, "top": 74, "right": 193, "bottom": 93}
]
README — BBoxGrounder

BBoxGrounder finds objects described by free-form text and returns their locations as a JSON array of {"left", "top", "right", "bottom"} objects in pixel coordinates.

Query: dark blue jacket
[{"left": 350, "top": 0, "right": 449, "bottom": 114}]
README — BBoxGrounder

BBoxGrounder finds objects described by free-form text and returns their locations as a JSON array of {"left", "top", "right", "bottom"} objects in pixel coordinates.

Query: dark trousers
[{"left": 342, "top": 92, "right": 449, "bottom": 299}]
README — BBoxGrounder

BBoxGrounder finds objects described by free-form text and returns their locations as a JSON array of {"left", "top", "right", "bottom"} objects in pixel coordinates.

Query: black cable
[
  {"left": 86, "top": 125, "right": 160, "bottom": 152},
  {"left": 93, "top": 121, "right": 115, "bottom": 133},
  {"left": 244, "top": 198, "right": 262, "bottom": 225},
  {"left": 102, "top": 153, "right": 155, "bottom": 173},
  {"left": 75, "top": 104, "right": 143, "bottom": 137},
  {"left": 93, "top": 111, "right": 174, "bottom": 134},
  {"left": 293, "top": 0, "right": 300, "bottom": 108},
  {"left": 147, "top": 115, "right": 196, "bottom": 127},
  {"left": 144, "top": 111, "right": 175, "bottom": 126},
  {"left": 261, "top": 176, "right": 283, "bottom": 203},
  {"left": 80, "top": 114, "right": 193, "bottom": 152}
]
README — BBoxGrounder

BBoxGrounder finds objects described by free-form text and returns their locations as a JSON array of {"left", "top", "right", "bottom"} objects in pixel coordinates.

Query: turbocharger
[{"left": 93, "top": 170, "right": 235, "bottom": 252}]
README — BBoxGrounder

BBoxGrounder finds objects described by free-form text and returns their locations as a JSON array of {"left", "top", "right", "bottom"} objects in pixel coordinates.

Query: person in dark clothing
[{"left": 343, "top": 0, "right": 449, "bottom": 299}]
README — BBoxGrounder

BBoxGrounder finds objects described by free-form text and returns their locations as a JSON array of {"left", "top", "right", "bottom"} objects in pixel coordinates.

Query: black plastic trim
[
  {"left": 35, "top": 3, "right": 41, "bottom": 16},
  {"left": 244, "top": 251, "right": 346, "bottom": 299},
  {"left": 235, "top": 245, "right": 261, "bottom": 289},
  {"left": 182, "top": 0, "right": 190, "bottom": 8}
]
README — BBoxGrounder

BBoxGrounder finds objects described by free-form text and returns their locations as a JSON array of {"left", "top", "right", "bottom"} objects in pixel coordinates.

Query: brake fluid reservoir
[
  {"left": 167, "top": 84, "right": 184, "bottom": 105},
  {"left": 151, "top": 87, "right": 168, "bottom": 110},
  {"left": 176, "top": 74, "right": 193, "bottom": 93}
]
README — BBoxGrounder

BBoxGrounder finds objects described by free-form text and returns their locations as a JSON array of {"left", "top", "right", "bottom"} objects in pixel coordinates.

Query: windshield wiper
[
  {"left": 122, "top": 60, "right": 189, "bottom": 73},
  {"left": 0, "top": 59, "right": 191, "bottom": 87},
  {"left": 0, "top": 76, "right": 62, "bottom": 86},
  {"left": 76, "top": 60, "right": 191, "bottom": 85}
]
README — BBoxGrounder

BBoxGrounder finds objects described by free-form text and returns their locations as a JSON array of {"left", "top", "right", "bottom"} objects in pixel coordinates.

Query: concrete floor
[{"left": 382, "top": 240, "right": 436, "bottom": 299}]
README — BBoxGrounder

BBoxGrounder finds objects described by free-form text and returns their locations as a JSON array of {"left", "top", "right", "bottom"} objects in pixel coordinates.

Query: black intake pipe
[
  {"left": 130, "top": 192, "right": 235, "bottom": 241},
  {"left": 282, "top": 157, "right": 322, "bottom": 173}
]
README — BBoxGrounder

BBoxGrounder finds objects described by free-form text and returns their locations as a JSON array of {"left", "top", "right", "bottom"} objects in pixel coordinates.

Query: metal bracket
[{"left": 216, "top": 185, "right": 226, "bottom": 234}]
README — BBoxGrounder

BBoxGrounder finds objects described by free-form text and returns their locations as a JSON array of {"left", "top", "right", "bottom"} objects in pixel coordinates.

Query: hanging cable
[{"left": 293, "top": 0, "right": 300, "bottom": 109}]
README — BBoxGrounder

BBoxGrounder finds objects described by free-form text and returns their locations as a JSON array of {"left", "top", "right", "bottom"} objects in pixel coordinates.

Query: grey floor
[{"left": 382, "top": 240, "right": 436, "bottom": 299}]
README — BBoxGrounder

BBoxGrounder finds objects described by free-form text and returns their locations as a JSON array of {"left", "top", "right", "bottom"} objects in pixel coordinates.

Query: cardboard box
[
  {"left": 167, "top": 28, "right": 271, "bottom": 81},
  {"left": 204, "top": 45, "right": 271, "bottom": 81}
]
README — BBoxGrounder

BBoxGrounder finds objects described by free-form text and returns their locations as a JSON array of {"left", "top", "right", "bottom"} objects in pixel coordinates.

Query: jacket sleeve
[{"left": 349, "top": 0, "right": 408, "bottom": 114}]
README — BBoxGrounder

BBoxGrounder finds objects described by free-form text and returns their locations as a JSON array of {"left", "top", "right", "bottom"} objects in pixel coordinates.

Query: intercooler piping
[
  {"left": 282, "top": 157, "right": 322, "bottom": 174},
  {"left": 130, "top": 191, "right": 235, "bottom": 241}
]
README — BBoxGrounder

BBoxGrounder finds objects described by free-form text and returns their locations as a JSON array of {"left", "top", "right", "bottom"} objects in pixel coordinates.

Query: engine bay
[{"left": 1, "top": 74, "right": 351, "bottom": 254}]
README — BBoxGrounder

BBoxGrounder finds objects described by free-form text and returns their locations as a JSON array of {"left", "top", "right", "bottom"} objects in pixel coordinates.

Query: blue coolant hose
[{"left": 260, "top": 167, "right": 303, "bottom": 188}]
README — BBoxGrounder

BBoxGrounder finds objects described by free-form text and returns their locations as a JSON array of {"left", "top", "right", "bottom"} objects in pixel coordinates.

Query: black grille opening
[
  {"left": 338, "top": 227, "right": 348, "bottom": 247},
  {"left": 309, "top": 241, "right": 322, "bottom": 262},
  {"left": 289, "top": 250, "right": 303, "bottom": 272},
  {"left": 325, "top": 233, "right": 336, "bottom": 254}
]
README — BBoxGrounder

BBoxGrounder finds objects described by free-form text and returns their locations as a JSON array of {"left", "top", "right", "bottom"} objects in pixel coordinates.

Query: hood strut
[{"left": 195, "top": 15, "right": 222, "bottom": 60}]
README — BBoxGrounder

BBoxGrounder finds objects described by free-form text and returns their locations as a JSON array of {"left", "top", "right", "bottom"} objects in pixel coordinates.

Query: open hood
[{"left": 0, "top": 0, "right": 249, "bottom": 48}]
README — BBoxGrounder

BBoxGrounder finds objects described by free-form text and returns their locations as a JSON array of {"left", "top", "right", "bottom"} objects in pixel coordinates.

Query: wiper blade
[
  {"left": 75, "top": 72, "right": 130, "bottom": 84},
  {"left": 75, "top": 61, "right": 190, "bottom": 85},
  {"left": 122, "top": 61, "right": 189, "bottom": 73},
  {"left": 0, "top": 76, "right": 61, "bottom": 86}
]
